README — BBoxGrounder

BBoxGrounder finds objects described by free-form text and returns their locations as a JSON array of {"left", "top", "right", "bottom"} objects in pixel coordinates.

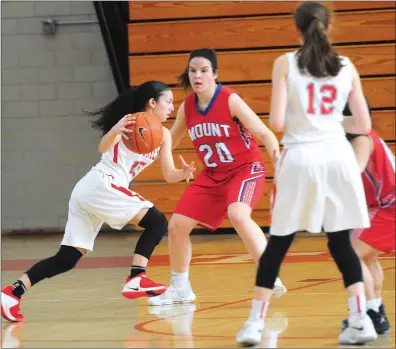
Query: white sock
[
  {"left": 171, "top": 271, "right": 189, "bottom": 289},
  {"left": 367, "top": 298, "right": 381, "bottom": 312},
  {"left": 348, "top": 295, "right": 367, "bottom": 318},
  {"left": 249, "top": 299, "right": 269, "bottom": 322}
]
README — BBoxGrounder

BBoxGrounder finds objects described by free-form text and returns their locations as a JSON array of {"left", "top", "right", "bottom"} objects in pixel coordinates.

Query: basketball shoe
[
  {"left": 272, "top": 278, "right": 287, "bottom": 298},
  {"left": 236, "top": 319, "right": 264, "bottom": 347},
  {"left": 1, "top": 286, "right": 24, "bottom": 322},
  {"left": 148, "top": 283, "right": 196, "bottom": 306},
  {"left": 341, "top": 304, "right": 391, "bottom": 335},
  {"left": 338, "top": 313, "right": 378, "bottom": 344},
  {"left": 121, "top": 273, "right": 166, "bottom": 299}
]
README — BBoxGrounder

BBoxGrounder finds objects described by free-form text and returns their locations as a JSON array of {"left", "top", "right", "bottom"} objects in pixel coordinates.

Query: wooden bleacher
[{"left": 128, "top": 1, "right": 396, "bottom": 228}]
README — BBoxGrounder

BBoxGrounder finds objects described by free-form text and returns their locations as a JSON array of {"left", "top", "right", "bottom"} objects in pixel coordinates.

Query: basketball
[{"left": 123, "top": 111, "right": 163, "bottom": 154}]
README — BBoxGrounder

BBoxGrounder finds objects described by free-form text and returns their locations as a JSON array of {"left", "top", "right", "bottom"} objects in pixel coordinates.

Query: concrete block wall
[{"left": 1, "top": 1, "right": 118, "bottom": 231}]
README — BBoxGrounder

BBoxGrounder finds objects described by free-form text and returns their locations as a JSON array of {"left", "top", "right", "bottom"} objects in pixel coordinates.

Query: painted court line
[{"left": 133, "top": 266, "right": 395, "bottom": 339}]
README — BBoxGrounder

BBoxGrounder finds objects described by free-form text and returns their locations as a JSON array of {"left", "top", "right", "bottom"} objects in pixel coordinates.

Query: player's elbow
[
  {"left": 270, "top": 120, "right": 284, "bottom": 132},
  {"left": 269, "top": 113, "right": 284, "bottom": 132},
  {"left": 162, "top": 169, "right": 176, "bottom": 183}
]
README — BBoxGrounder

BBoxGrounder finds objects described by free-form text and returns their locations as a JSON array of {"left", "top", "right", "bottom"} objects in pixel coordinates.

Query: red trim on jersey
[
  {"left": 110, "top": 183, "right": 145, "bottom": 201},
  {"left": 113, "top": 142, "right": 119, "bottom": 164}
]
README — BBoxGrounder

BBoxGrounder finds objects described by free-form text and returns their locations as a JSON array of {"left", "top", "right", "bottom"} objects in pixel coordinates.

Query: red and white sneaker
[
  {"left": 121, "top": 273, "right": 166, "bottom": 300},
  {"left": 1, "top": 286, "right": 24, "bottom": 322}
]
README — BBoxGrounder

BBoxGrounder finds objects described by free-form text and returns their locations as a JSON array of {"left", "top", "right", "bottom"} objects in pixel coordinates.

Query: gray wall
[{"left": 1, "top": 1, "right": 118, "bottom": 231}]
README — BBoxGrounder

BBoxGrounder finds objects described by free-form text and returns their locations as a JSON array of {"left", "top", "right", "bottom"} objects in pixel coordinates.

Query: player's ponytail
[
  {"left": 294, "top": 2, "right": 341, "bottom": 78},
  {"left": 87, "top": 81, "right": 170, "bottom": 135}
]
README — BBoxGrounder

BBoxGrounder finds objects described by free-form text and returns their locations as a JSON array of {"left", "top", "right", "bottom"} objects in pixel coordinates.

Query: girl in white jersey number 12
[
  {"left": 236, "top": 2, "right": 377, "bottom": 346},
  {"left": 1, "top": 81, "right": 196, "bottom": 322}
]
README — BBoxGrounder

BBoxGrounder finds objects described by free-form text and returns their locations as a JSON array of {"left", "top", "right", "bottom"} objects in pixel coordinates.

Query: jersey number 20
[
  {"left": 199, "top": 142, "right": 234, "bottom": 168},
  {"left": 307, "top": 83, "right": 337, "bottom": 115}
]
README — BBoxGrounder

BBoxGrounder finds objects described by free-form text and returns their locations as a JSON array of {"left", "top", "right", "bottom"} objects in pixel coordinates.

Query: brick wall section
[{"left": 1, "top": 1, "right": 118, "bottom": 231}]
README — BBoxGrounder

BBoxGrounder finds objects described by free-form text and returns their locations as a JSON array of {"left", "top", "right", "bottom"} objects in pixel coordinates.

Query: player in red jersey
[
  {"left": 149, "top": 48, "right": 285, "bottom": 305},
  {"left": 341, "top": 101, "right": 395, "bottom": 335}
]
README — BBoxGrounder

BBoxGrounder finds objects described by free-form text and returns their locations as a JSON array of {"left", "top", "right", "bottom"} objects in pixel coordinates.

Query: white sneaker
[
  {"left": 148, "top": 284, "right": 196, "bottom": 306},
  {"left": 236, "top": 320, "right": 264, "bottom": 347},
  {"left": 338, "top": 313, "right": 378, "bottom": 345},
  {"left": 272, "top": 278, "right": 287, "bottom": 298}
]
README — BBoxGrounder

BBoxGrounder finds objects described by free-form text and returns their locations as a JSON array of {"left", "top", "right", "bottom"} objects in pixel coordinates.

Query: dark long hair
[
  {"left": 178, "top": 48, "right": 218, "bottom": 91},
  {"left": 87, "top": 81, "right": 170, "bottom": 135},
  {"left": 294, "top": 2, "right": 341, "bottom": 78}
]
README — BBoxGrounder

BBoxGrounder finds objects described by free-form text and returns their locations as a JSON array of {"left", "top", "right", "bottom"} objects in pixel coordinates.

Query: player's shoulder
[
  {"left": 275, "top": 53, "right": 289, "bottom": 64},
  {"left": 339, "top": 55, "right": 351, "bottom": 65}
]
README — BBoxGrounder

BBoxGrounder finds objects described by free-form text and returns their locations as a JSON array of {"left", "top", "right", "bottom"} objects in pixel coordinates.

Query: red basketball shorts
[
  {"left": 352, "top": 204, "right": 395, "bottom": 253},
  {"left": 174, "top": 161, "right": 266, "bottom": 230}
]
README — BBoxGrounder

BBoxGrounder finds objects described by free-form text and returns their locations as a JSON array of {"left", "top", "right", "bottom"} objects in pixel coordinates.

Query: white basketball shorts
[
  {"left": 270, "top": 139, "right": 370, "bottom": 235},
  {"left": 61, "top": 168, "right": 153, "bottom": 251}
]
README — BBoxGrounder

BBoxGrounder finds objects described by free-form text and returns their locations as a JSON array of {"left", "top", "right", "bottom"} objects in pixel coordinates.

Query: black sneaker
[{"left": 378, "top": 304, "right": 391, "bottom": 334}]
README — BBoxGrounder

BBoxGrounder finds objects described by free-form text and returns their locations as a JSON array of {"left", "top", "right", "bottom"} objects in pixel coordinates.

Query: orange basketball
[{"left": 122, "top": 112, "right": 163, "bottom": 154}]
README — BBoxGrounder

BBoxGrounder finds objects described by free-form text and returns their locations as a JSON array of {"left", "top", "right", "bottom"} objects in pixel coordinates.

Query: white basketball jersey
[
  {"left": 282, "top": 51, "right": 354, "bottom": 146},
  {"left": 93, "top": 139, "right": 161, "bottom": 187}
]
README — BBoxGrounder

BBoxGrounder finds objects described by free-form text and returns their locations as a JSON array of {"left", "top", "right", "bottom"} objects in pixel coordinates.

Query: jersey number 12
[{"left": 307, "top": 83, "right": 337, "bottom": 115}]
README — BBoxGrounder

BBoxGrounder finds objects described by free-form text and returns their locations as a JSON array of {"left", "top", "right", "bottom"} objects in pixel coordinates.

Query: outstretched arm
[
  {"left": 229, "top": 93, "right": 280, "bottom": 164},
  {"left": 159, "top": 127, "right": 196, "bottom": 182}
]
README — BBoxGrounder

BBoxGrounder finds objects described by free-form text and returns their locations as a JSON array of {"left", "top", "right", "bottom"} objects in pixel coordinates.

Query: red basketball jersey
[
  {"left": 362, "top": 131, "right": 395, "bottom": 208},
  {"left": 184, "top": 84, "right": 263, "bottom": 171}
]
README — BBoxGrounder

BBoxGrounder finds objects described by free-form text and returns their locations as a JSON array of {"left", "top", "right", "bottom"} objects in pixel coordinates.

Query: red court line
[
  {"left": 2, "top": 250, "right": 395, "bottom": 271},
  {"left": 134, "top": 266, "right": 395, "bottom": 339}
]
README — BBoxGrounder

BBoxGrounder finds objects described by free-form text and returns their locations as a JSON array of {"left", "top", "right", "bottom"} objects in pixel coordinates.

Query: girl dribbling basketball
[{"left": 1, "top": 81, "right": 196, "bottom": 322}]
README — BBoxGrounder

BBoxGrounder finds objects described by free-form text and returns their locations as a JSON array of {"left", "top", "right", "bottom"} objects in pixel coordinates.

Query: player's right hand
[{"left": 112, "top": 114, "right": 136, "bottom": 140}]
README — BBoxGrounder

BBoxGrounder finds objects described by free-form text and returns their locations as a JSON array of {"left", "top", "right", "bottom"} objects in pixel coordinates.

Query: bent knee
[
  {"left": 168, "top": 214, "right": 194, "bottom": 238},
  {"left": 228, "top": 210, "right": 252, "bottom": 226},
  {"left": 75, "top": 247, "right": 88, "bottom": 255}
]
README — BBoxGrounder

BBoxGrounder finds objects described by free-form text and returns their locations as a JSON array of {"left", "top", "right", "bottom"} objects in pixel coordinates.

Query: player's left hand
[{"left": 179, "top": 155, "right": 196, "bottom": 183}]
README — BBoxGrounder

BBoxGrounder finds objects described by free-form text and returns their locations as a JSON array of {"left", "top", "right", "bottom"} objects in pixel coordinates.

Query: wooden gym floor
[{"left": 1, "top": 232, "right": 395, "bottom": 348}]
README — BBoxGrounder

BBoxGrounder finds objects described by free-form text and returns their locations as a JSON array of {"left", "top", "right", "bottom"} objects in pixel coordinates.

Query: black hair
[
  {"left": 87, "top": 81, "right": 170, "bottom": 135},
  {"left": 294, "top": 2, "right": 342, "bottom": 78},
  {"left": 178, "top": 48, "right": 218, "bottom": 91},
  {"left": 343, "top": 96, "right": 372, "bottom": 141}
]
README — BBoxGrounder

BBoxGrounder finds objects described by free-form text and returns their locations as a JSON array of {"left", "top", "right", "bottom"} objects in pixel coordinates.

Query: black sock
[
  {"left": 130, "top": 266, "right": 146, "bottom": 278},
  {"left": 11, "top": 280, "right": 27, "bottom": 299}
]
